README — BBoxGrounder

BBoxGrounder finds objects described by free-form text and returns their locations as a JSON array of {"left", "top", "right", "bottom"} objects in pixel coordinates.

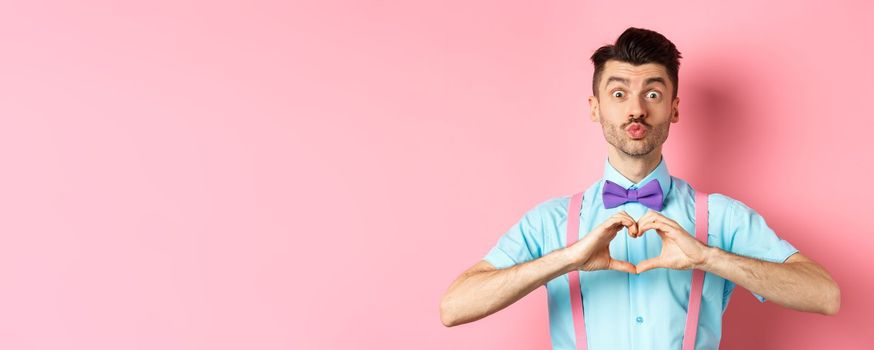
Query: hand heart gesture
[
  {"left": 565, "top": 210, "right": 709, "bottom": 274},
  {"left": 634, "top": 210, "right": 708, "bottom": 273}
]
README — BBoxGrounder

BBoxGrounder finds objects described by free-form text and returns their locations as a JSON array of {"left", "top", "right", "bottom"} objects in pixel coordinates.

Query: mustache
[{"left": 625, "top": 120, "right": 650, "bottom": 128}]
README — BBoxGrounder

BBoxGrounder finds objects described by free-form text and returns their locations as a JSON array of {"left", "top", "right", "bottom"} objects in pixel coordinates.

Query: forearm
[
  {"left": 440, "top": 248, "right": 576, "bottom": 327},
  {"left": 700, "top": 247, "right": 840, "bottom": 315}
]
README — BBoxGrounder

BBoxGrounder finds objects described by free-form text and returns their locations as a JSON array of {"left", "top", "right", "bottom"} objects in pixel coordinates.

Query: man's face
[{"left": 588, "top": 60, "right": 680, "bottom": 158}]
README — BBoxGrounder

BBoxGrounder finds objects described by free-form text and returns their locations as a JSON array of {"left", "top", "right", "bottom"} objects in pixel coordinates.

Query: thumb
[
  {"left": 608, "top": 259, "right": 637, "bottom": 274},
  {"left": 635, "top": 257, "right": 664, "bottom": 274}
]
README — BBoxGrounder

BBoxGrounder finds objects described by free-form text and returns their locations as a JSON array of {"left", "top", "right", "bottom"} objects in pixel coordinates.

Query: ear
[
  {"left": 671, "top": 96, "right": 680, "bottom": 123},
  {"left": 588, "top": 95, "right": 599, "bottom": 122}
]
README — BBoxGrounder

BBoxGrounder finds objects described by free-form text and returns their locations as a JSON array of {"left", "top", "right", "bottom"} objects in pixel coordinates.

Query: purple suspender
[{"left": 564, "top": 191, "right": 709, "bottom": 350}]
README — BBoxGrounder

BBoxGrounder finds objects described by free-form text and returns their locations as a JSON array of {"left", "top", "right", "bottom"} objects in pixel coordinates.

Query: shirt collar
[{"left": 602, "top": 155, "right": 673, "bottom": 201}]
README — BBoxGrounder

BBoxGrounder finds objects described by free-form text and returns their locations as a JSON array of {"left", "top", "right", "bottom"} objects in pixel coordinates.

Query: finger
[
  {"left": 603, "top": 215, "right": 627, "bottom": 233},
  {"left": 646, "top": 209, "right": 680, "bottom": 228},
  {"left": 609, "top": 259, "right": 637, "bottom": 274},
  {"left": 636, "top": 211, "right": 655, "bottom": 237},
  {"left": 617, "top": 211, "right": 640, "bottom": 237},
  {"left": 606, "top": 212, "right": 635, "bottom": 233},
  {"left": 636, "top": 257, "right": 664, "bottom": 274},
  {"left": 593, "top": 215, "right": 632, "bottom": 241},
  {"left": 638, "top": 218, "right": 673, "bottom": 238},
  {"left": 616, "top": 211, "right": 639, "bottom": 237}
]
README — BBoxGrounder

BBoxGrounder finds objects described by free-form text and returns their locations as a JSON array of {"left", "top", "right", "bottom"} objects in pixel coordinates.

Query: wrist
[
  {"left": 558, "top": 244, "right": 587, "bottom": 273},
  {"left": 698, "top": 245, "right": 720, "bottom": 271}
]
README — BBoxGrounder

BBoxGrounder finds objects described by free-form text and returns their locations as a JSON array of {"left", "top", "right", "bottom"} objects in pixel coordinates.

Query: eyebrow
[{"left": 605, "top": 76, "right": 667, "bottom": 88}]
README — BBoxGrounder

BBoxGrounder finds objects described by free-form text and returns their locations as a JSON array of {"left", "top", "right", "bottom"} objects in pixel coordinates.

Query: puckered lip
[{"left": 626, "top": 122, "right": 646, "bottom": 131}]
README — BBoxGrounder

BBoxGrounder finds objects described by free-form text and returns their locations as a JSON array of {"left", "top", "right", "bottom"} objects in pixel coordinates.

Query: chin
[{"left": 621, "top": 145, "right": 655, "bottom": 157}]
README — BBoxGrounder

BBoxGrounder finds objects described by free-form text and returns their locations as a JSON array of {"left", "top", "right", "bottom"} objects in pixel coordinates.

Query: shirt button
[{"left": 636, "top": 316, "right": 644, "bottom": 324}]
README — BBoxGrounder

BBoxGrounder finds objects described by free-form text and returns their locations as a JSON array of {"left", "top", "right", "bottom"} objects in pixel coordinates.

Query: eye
[
  {"left": 646, "top": 91, "right": 661, "bottom": 99},
  {"left": 612, "top": 91, "right": 625, "bottom": 98}
]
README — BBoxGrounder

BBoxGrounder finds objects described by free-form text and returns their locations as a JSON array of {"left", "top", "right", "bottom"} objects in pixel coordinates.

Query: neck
[{"left": 606, "top": 147, "right": 663, "bottom": 184}]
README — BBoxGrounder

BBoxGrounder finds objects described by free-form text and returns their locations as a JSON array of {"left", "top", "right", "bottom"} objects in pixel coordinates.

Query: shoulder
[
  {"left": 705, "top": 192, "right": 740, "bottom": 210},
  {"left": 527, "top": 195, "right": 571, "bottom": 217},
  {"left": 518, "top": 193, "right": 583, "bottom": 226},
  {"left": 704, "top": 192, "right": 759, "bottom": 217},
  {"left": 674, "top": 178, "right": 744, "bottom": 212},
  {"left": 703, "top": 193, "right": 773, "bottom": 241}
]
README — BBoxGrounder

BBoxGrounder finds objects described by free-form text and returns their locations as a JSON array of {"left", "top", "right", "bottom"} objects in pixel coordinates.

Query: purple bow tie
[{"left": 602, "top": 179, "right": 664, "bottom": 211}]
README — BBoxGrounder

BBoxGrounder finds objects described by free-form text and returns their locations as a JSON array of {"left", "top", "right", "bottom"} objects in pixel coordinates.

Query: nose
[{"left": 627, "top": 95, "right": 647, "bottom": 121}]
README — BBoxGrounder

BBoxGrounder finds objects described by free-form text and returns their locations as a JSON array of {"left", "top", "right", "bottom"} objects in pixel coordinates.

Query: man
[{"left": 439, "top": 27, "right": 840, "bottom": 350}]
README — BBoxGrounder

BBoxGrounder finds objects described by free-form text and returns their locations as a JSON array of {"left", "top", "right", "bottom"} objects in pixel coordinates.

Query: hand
[
  {"left": 566, "top": 211, "right": 639, "bottom": 274},
  {"left": 634, "top": 209, "right": 709, "bottom": 273}
]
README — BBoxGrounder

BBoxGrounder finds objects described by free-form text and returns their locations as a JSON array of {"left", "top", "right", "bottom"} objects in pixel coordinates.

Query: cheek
[
  {"left": 600, "top": 104, "right": 624, "bottom": 119},
  {"left": 656, "top": 105, "right": 675, "bottom": 120}
]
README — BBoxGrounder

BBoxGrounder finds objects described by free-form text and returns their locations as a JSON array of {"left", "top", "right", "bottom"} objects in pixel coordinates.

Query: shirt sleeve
[
  {"left": 482, "top": 203, "right": 546, "bottom": 269},
  {"left": 723, "top": 199, "right": 799, "bottom": 303}
]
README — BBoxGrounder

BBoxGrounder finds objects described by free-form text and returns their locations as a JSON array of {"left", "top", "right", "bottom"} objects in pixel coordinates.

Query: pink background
[{"left": 0, "top": 0, "right": 872, "bottom": 349}]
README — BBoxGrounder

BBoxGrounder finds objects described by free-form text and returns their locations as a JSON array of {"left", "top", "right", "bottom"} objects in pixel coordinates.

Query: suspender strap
[
  {"left": 683, "top": 191, "right": 709, "bottom": 350},
  {"left": 565, "top": 192, "right": 587, "bottom": 349},
  {"left": 563, "top": 190, "right": 709, "bottom": 350}
]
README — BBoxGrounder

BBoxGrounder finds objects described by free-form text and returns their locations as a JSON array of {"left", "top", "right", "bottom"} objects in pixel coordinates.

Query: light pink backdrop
[{"left": 0, "top": 0, "right": 871, "bottom": 349}]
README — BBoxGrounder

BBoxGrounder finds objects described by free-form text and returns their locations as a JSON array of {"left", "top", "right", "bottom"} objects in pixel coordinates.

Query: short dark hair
[{"left": 590, "top": 27, "right": 682, "bottom": 99}]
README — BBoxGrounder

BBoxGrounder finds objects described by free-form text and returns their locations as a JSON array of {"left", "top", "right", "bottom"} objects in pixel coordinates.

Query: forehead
[{"left": 601, "top": 60, "right": 671, "bottom": 88}]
